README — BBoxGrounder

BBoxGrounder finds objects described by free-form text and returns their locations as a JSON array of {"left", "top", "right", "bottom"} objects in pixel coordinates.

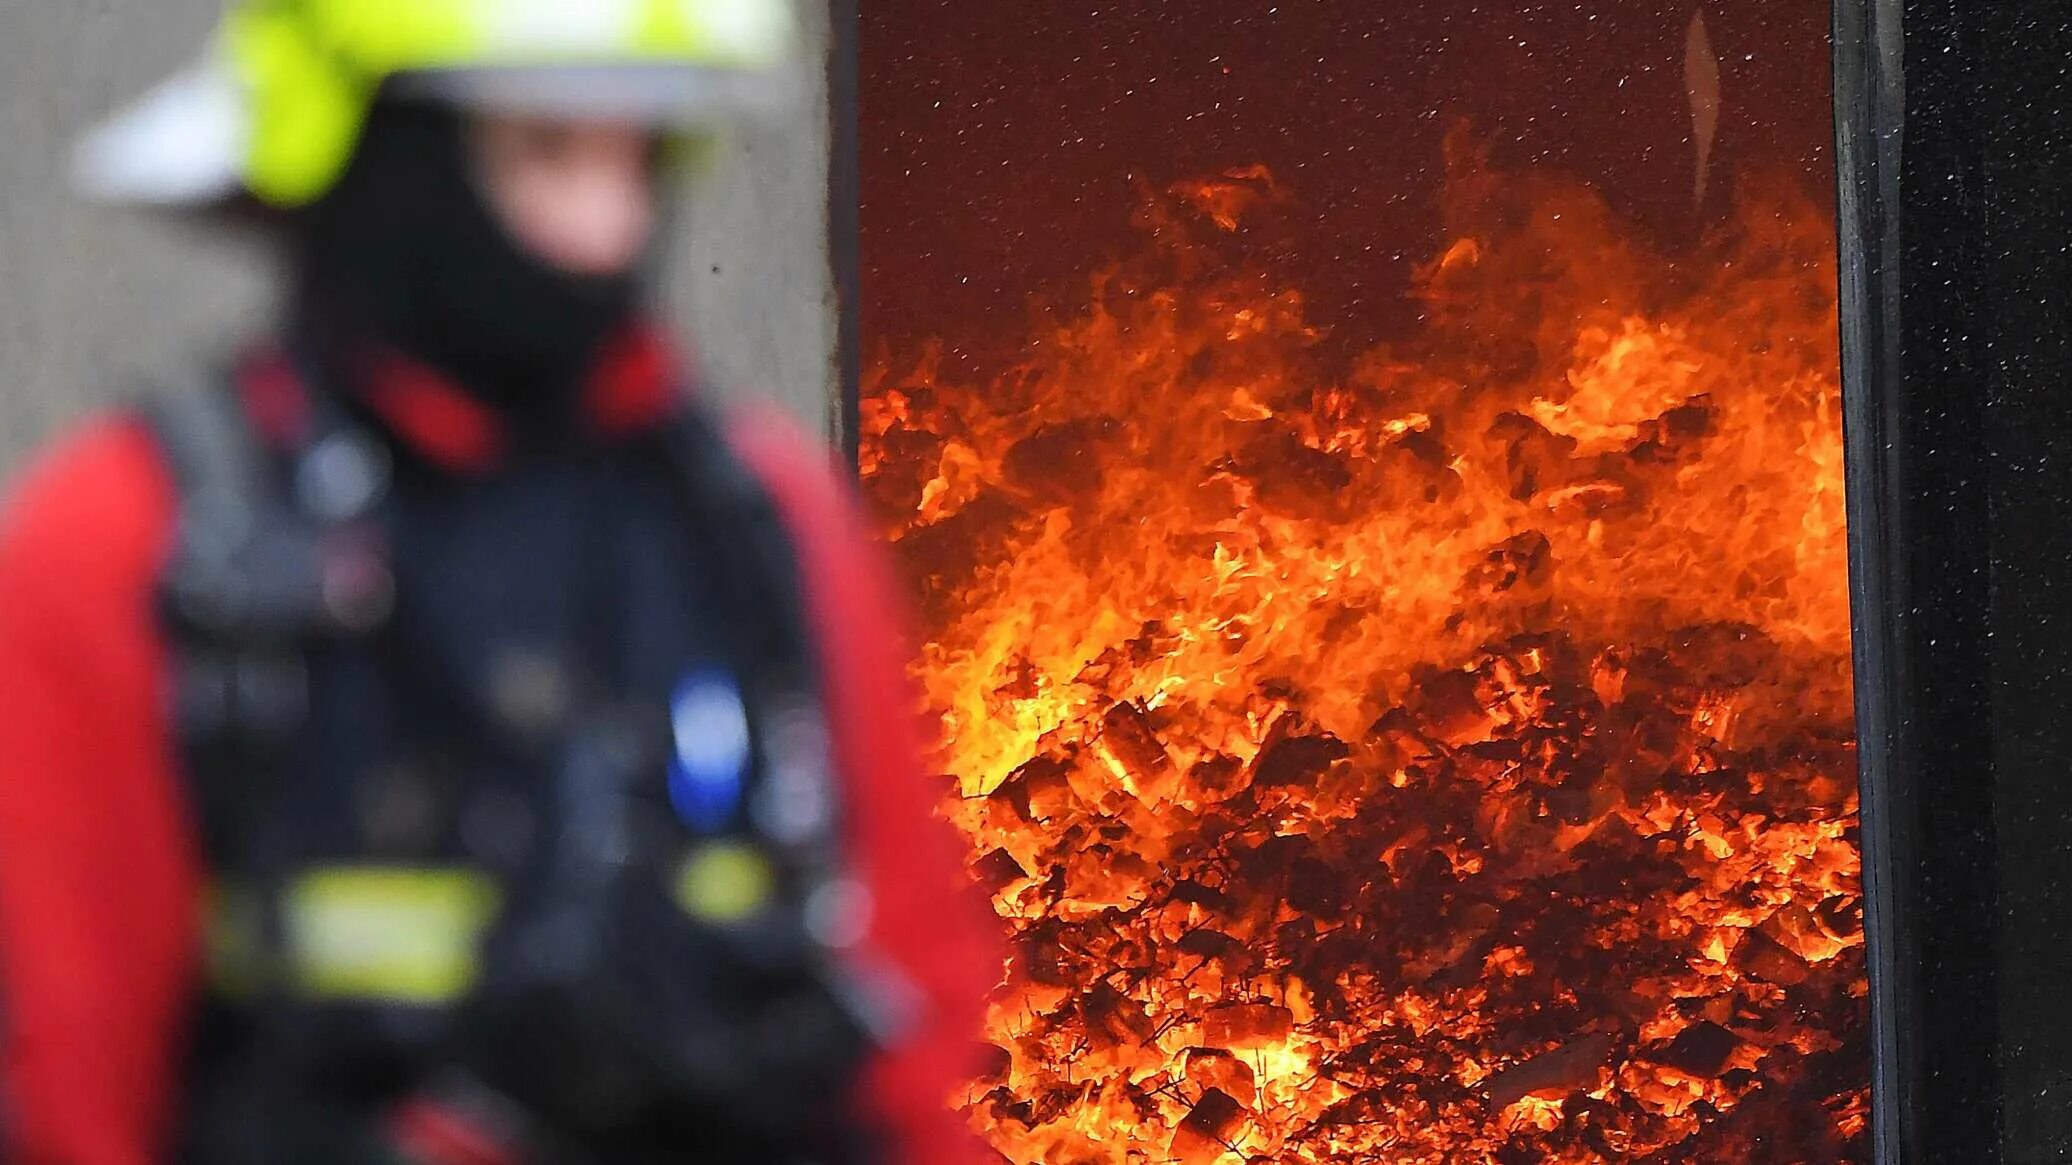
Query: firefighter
[{"left": 0, "top": 2, "right": 995, "bottom": 1162}]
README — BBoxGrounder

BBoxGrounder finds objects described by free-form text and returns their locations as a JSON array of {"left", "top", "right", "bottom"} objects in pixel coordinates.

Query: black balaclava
[{"left": 290, "top": 98, "right": 648, "bottom": 431}]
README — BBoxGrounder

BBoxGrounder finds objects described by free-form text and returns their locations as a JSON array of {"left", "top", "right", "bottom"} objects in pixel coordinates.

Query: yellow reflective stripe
[
  {"left": 283, "top": 867, "right": 500, "bottom": 1004},
  {"left": 676, "top": 841, "right": 777, "bottom": 924},
  {"left": 303, "top": 0, "right": 477, "bottom": 69},
  {"left": 672, "top": 0, "right": 799, "bottom": 68}
]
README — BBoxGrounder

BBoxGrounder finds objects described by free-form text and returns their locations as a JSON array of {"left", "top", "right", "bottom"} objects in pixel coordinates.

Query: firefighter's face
[{"left": 469, "top": 114, "right": 658, "bottom": 278}]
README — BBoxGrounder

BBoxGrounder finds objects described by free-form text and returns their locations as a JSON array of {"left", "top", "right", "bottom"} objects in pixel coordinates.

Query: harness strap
[
  {"left": 140, "top": 379, "right": 272, "bottom": 527},
  {"left": 142, "top": 379, "right": 396, "bottom": 863}
]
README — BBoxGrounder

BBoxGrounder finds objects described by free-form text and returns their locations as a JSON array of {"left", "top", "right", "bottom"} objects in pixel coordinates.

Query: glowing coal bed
[
  {"left": 858, "top": 3, "right": 1867, "bottom": 1155},
  {"left": 862, "top": 128, "right": 1865, "bottom": 1162}
]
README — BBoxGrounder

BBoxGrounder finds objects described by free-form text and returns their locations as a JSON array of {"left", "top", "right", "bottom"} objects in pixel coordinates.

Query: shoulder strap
[
  {"left": 140, "top": 377, "right": 395, "bottom": 809},
  {"left": 143, "top": 378, "right": 394, "bottom": 647},
  {"left": 139, "top": 378, "right": 275, "bottom": 524},
  {"left": 658, "top": 406, "right": 819, "bottom": 677}
]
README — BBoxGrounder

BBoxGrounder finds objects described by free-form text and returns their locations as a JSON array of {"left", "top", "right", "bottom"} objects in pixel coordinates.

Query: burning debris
[{"left": 864, "top": 137, "right": 1866, "bottom": 1162}]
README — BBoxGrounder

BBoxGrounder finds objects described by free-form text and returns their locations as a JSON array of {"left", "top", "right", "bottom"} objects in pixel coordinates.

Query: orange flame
[{"left": 864, "top": 134, "right": 1866, "bottom": 1163}]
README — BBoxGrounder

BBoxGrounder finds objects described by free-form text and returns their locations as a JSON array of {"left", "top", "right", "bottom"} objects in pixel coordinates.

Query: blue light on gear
[{"left": 666, "top": 669, "right": 753, "bottom": 833}]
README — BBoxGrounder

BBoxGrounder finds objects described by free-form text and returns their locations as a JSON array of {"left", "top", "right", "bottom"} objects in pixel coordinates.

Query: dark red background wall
[{"left": 862, "top": 0, "right": 1835, "bottom": 376}]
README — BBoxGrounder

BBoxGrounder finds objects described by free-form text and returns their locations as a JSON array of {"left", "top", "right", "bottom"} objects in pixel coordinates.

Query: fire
[{"left": 863, "top": 132, "right": 1867, "bottom": 1162}]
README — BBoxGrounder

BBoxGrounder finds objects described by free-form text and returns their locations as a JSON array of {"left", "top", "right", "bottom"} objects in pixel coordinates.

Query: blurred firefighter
[{"left": 0, "top": 2, "right": 996, "bottom": 1162}]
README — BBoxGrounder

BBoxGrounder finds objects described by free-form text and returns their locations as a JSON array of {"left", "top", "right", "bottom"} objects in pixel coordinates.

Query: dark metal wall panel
[
  {"left": 1838, "top": 0, "right": 2072, "bottom": 1160},
  {"left": 1833, "top": 4, "right": 1918, "bottom": 1161},
  {"left": 828, "top": 0, "right": 860, "bottom": 466}
]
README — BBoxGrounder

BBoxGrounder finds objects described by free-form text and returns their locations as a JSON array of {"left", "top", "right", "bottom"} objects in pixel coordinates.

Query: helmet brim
[
  {"left": 72, "top": 56, "right": 248, "bottom": 207},
  {"left": 391, "top": 62, "right": 806, "bottom": 128}
]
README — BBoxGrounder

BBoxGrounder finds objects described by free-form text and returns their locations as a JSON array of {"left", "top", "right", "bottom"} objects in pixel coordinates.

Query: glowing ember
[{"left": 863, "top": 132, "right": 1867, "bottom": 1163}]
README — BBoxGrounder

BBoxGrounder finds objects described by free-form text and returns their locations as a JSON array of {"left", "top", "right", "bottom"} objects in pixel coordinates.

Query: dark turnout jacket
[{"left": 0, "top": 328, "right": 996, "bottom": 1164}]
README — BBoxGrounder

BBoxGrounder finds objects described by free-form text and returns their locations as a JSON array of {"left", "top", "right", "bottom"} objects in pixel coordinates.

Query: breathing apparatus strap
[{"left": 140, "top": 375, "right": 395, "bottom": 860}]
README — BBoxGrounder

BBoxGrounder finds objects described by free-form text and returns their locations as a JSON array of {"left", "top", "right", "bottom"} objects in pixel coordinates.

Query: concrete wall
[{"left": 0, "top": 0, "right": 837, "bottom": 473}]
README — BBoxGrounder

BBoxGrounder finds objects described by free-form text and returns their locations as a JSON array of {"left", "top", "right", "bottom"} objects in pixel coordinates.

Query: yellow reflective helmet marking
[
  {"left": 225, "top": 7, "right": 373, "bottom": 207},
  {"left": 673, "top": 0, "right": 797, "bottom": 67},
  {"left": 483, "top": 0, "right": 649, "bottom": 57}
]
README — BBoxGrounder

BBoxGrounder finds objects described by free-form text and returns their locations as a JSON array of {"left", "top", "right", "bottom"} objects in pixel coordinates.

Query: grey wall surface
[{"left": 0, "top": 0, "right": 836, "bottom": 474}]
